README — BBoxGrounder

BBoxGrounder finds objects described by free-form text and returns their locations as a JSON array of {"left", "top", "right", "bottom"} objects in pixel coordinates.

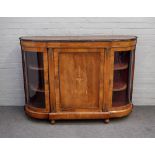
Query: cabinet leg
[
  {"left": 104, "top": 119, "right": 110, "bottom": 124},
  {"left": 50, "top": 120, "right": 56, "bottom": 125}
]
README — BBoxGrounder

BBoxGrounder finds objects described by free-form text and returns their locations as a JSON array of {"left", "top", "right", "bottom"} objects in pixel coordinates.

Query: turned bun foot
[
  {"left": 104, "top": 119, "right": 110, "bottom": 124},
  {"left": 50, "top": 120, "right": 55, "bottom": 124}
]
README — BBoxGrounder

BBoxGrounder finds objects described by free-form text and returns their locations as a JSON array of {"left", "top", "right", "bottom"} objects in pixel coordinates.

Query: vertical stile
[
  {"left": 53, "top": 49, "right": 61, "bottom": 112},
  {"left": 99, "top": 49, "right": 104, "bottom": 111},
  {"left": 48, "top": 48, "right": 56, "bottom": 112},
  {"left": 103, "top": 48, "right": 114, "bottom": 111},
  {"left": 43, "top": 48, "right": 50, "bottom": 112}
]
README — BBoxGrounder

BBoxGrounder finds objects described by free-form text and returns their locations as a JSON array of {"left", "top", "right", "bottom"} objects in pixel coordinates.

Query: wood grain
[{"left": 58, "top": 49, "right": 101, "bottom": 112}]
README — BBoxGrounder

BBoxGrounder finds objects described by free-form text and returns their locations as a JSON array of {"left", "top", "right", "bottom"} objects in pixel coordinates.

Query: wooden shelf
[
  {"left": 113, "top": 82, "right": 127, "bottom": 91},
  {"left": 30, "top": 85, "right": 45, "bottom": 93},
  {"left": 29, "top": 65, "right": 44, "bottom": 71},
  {"left": 114, "top": 63, "right": 128, "bottom": 70},
  {"left": 112, "top": 102, "right": 129, "bottom": 107}
]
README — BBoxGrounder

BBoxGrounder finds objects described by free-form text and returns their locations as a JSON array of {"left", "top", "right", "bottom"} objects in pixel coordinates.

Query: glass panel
[
  {"left": 24, "top": 52, "right": 45, "bottom": 108},
  {"left": 112, "top": 51, "right": 135, "bottom": 107}
]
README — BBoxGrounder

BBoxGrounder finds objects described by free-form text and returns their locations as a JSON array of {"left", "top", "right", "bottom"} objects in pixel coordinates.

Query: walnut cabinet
[{"left": 20, "top": 36, "right": 137, "bottom": 123}]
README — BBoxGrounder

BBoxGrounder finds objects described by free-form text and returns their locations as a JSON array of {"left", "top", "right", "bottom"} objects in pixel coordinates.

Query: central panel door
[{"left": 53, "top": 48, "right": 105, "bottom": 112}]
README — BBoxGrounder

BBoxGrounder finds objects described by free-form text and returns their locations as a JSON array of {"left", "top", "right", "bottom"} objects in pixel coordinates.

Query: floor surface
[{"left": 0, "top": 106, "right": 154, "bottom": 138}]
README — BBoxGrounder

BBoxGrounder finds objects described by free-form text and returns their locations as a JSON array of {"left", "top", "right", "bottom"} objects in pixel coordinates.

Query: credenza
[{"left": 20, "top": 35, "right": 137, "bottom": 124}]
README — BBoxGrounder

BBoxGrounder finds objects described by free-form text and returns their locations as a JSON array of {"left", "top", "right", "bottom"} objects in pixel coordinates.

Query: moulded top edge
[{"left": 19, "top": 35, "right": 137, "bottom": 42}]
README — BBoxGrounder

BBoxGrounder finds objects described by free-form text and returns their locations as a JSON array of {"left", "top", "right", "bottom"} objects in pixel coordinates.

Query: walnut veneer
[{"left": 20, "top": 35, "right": 137, "bottom": 124}]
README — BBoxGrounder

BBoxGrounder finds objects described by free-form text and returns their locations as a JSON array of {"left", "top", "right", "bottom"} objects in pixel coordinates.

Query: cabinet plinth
[{"left": 20, "top": 35, "right": 137, "bottom": 123}]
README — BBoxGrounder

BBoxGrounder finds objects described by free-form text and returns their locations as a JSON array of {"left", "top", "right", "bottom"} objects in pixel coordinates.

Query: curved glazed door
[
  {"left": 49, "top": 48, "right": 105, "bottom": 112},
  {"left": 22, "top": 47, "right": 50, "bottom": 112},
  {"left": 112, "top": 46, "right": 135, "bottom": 107}
]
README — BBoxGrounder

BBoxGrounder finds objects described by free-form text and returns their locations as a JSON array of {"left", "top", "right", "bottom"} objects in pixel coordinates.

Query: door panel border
[{"left": 51, "top": 48, "right": 106, "bottom": 112}]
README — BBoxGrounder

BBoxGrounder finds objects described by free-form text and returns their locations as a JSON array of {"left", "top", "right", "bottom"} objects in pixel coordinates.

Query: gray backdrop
[{"left": 0, "top": 17, "right": 155, "bottom": 106}]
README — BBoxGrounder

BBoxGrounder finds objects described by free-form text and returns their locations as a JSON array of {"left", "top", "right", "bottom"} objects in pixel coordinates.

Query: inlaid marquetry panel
[{"left": 53, "top": 48, "right": 104, "bottom": 112}]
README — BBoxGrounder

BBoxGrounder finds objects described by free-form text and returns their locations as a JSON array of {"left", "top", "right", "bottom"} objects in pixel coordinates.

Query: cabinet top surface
[{"left": 20, "top": 35, "right": 137, "bottom": 42}]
